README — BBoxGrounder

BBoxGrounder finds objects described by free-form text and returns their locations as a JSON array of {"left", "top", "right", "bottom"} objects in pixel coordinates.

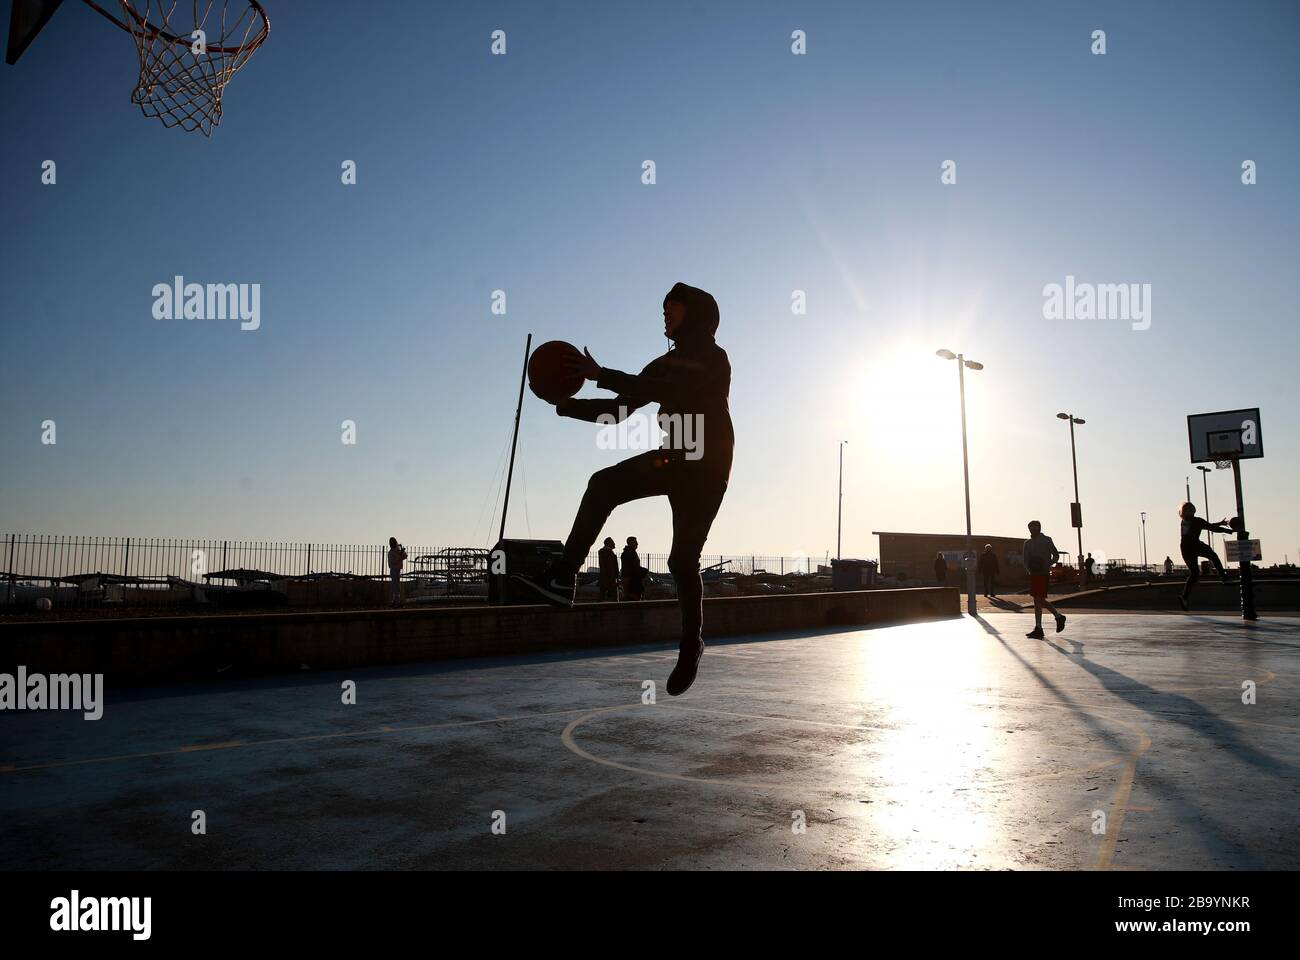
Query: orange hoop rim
[{"left": 80, "top": 0, "right": 269, "bottom": 55}]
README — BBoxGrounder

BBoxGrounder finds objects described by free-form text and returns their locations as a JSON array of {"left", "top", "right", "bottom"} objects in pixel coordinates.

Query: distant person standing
[
  {"left": 1084, "top": 552, "right": 1095, "bottom": 582},
  {"left": 933, "top": 552, "right": 948, "bottom": 587},
  {"left": 1164, "top": 555, "right": 1174, "bottom": 577},
  {"left": 1177, "top": 502, "right": 1233, "bottom": 611},
  {"left": 621, "top": 536, "right": 645, "bottom": 601},
  {"left": 598, "top": 537, "right": 620, "bottom": 601},
  {"left": 387, "top": 536, "right": 407, "bottom": 607},
  {"left": 1023, "top": 520, "right": 1066, "bottom": 638},
  {"left": 978, "top": 544, "right": 999, "bottom": 596}
]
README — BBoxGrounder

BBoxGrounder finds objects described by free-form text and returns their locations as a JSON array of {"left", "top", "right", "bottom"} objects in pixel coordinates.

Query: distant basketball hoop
[{"left": 82, "top": 1, "right": 270, "bottom": 135}]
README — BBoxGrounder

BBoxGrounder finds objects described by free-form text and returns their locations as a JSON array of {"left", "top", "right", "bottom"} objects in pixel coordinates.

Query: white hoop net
[{"left": 93, "top": 1, "right": 270, "bottom": 135}]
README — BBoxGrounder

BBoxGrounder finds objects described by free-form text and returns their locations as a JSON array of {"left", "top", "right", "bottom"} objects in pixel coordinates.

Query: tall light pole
[
  {"left": 1139, "top": 512, "right": 1148, "bottom": 570},
  {"left": 937, "top": 348, "right": 983, "bottom": 615},
  {"left": 1056, "top": 412, "right": 1086, "bottom": 587},
  {"left": 1197, "top": 465, "right": 1213, "bottom": 553},
  {"left": 837, "top": 440, "right": 847, "bottom": 560}
]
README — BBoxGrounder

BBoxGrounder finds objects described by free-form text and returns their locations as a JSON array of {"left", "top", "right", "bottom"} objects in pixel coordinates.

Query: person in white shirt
[
  {"left": 387, "top": 536, "right": 407, "bottom": 607},
  {"left": 1022, "top": 520, "right": 1066, "bottom": 638}
]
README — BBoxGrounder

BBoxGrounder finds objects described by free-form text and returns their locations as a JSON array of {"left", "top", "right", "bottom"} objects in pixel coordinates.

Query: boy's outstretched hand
[{"left": 565, "top": 347, "right": 601, "bottom": 382}]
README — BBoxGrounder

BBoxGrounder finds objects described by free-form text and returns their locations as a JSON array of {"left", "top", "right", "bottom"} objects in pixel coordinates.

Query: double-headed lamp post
[
  {"left": 1056, "top": 413, "right": 1087, "bottom": 587},
  {"left": 936, "top": 349, "right": 983, "bottom": 615}
]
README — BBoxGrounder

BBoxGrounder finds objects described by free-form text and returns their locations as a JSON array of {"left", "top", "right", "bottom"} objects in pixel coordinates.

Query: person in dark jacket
[
  {"left": 933, "top": 552, "right": 948, "bottom": 587},
  {"left": 620, "top": 536, "right": 645, "bottom": 601},
  {"left": 512, "top": 282, "right": 733, "bottom": 697},
  {"left": 1177, "top": 502, "right": 1234, "bottom": 611},
  {"left": 598, "top": 537, "right": 620, "bottom": 601},
  {"left": 978, "top": 544, "right": 999, "bottom": 596}
]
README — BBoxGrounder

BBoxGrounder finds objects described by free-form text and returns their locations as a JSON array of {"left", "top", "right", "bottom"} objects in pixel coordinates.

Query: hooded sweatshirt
[{"left": 559, "top": 282, "right": 734, "bottom": 481}]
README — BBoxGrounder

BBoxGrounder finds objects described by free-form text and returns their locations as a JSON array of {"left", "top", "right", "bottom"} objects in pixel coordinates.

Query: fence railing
[{"left": 0, "top": 534, "right": 839, "bottom": 612}]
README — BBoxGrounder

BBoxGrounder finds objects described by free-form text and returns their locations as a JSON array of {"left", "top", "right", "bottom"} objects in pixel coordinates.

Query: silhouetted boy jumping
[
  {"left": 513, "top": 282, "right": 733, "bottom": 696},
  {"left": 1177, "top": 502, "right": 1234, "bottom": 611}
]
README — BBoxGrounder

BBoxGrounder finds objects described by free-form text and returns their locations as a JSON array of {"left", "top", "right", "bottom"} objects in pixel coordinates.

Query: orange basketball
[{"left": 527, "top": 340, "right": 584, "bottom": 403}]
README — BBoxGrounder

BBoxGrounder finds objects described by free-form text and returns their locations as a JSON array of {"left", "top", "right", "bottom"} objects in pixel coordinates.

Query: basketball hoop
[
  {"left": 1214, "top": 458, "right": 1234, "bottom": 471},
  {"left": 81, "top": 1, "right": 269, "bottom": 135}
]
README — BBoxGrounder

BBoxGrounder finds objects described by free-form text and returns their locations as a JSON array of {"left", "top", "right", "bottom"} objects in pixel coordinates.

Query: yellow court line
[
  {"left": 1094, "top": 713, "right": 1153, "bottom": 871},
  {"left": 179, "top": 741, "right": 243, "bottom": 753}
]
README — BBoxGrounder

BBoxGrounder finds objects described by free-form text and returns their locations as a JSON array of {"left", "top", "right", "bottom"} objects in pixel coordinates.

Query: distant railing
[{"left": 0, "top": 534, "right": 838, "bottom": 612}]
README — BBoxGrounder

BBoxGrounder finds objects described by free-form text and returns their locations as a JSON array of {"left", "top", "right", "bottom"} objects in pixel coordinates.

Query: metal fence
[{"left": 0, "top": 534, "right": 836, "bottom": 612}]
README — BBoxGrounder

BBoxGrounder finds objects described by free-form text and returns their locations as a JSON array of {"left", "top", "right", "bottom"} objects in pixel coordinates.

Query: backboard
[
  {"left": 1187, "top": 408, "right": 1263, "bottom": 464},
  {"left": 6, "top": 0, "right": 63, "bottom": 64}
]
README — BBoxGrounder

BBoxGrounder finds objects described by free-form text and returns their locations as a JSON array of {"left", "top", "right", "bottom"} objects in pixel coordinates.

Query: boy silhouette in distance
[
  {"left": 933, "top": 552, "right": 948, "bottom": 586},
  {"left": 978, "top": 543, "right": 999, "bottom": 597},
  {"left": 512, "top": 282, "right": 733, "bottom": 696},
  {"left": 1177, "top": 502, "right": 1234, "bottom": 611},
  {"left": 387, "top": 537, "right": 407, "bottom": 608},
  {"left": 1023, "top": 520, "right": 1066, "bottom": 638},
  {"left": 598, "top": 537, "right": 620, "bottom": 601},
  {"left": 621, "top": 536, "right": 645, "bottom": 601}
]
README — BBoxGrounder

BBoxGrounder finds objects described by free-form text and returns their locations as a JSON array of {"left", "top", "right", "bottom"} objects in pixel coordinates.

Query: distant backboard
[
  {"left": 1188, "top": 408, "right": 1263, "bottom": 463},
  {"left": 6, "top": 0, "right": 63, "bottom": 65}
]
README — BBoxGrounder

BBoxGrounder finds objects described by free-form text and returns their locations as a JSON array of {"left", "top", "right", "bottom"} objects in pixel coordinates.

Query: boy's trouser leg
[
  {"left": 667, "top": 475, "right": 728, "bottom": 647},
  {"left": 561, "top": 453, "right": 669, "bottom": 571},
  {"left": 1180, "top": 546, "right": 1200, "bottom": 598},
  {"left": 1196, "top": 542, "right": 1227, "bottom": 578}
]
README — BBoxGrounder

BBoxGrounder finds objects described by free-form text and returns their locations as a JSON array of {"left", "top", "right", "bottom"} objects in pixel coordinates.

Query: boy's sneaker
[
  {"left": 1178, "top": 594, "right": 1190, "bottom": 612},
  {"left": 1025, "top": 627, "right": 1045, "bottom": 639},
  {"left": 511, "top": 564, "right": 576, "bottom": 608},
  {"left": 1055, "top": 613, "right": 1067, "bottom": 633},
  {"left": 666, "top": 640, "right": 705, "bottom": 696}
]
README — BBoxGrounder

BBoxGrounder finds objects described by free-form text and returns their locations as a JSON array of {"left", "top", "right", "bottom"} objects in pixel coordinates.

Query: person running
[
  {"left": 620, "top": 536, "right": 645, "bottom": 601},
  {"left": 933, "top": 552, "right": 948, "bottom": 587},
  {"left": 512, "top": 282, "right": 733, "bottom": 696},
  {"left": 978, "top": 544, "right": 999, "bottom": 596},
  {"left": 1023, "top": 520, "right": 1066, "bottom": 638},
  {"left": 387, "top": 536, "right": 407, "bottom": 607},
  {"left": 1177, "top": 502, "right": 1234, "bottom": 611},
  {"left": 598, "top": 537, "right": 620, "bottom": 601}
]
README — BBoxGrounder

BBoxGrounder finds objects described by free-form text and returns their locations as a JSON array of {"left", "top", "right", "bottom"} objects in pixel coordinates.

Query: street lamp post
[
  {"left": 1140, "top": 512, "right": 1148, "bottom": 571},
  {"left": 1056, "top": 412, "right": 1087, "bottom": 587},
  {"left": 837, "top": 440, "right": 847, "bottom": 560},
  {"left": 936, "top": 348, "right": 983, "bottom": 615},
  {"left": 1197, "top": 465, "right": 1213, "bottom": 553}
]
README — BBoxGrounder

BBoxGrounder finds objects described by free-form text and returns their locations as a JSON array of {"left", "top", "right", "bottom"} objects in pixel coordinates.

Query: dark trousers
[
  {"left": 562, "top": 451, "right": 727, "bottom": 647},
  {"left": 599, "top": 584, "right": 619, "bottom": 602},
  {"left": 1180, "top": 541, "right": 1226, "bottom": 598},
  {"left": 982, "top": 572, "right": 995, "bottom": 595}
]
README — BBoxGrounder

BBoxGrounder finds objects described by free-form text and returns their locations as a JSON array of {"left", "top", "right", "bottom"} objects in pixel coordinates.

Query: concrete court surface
[{"left": 2, "top": 613, "right": 1298, "bottom": 871}]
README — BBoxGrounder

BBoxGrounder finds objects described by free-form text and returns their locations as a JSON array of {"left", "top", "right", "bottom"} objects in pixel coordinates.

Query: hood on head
[{"left": 664, "top": 282, "right": 719, "bottom": 340}]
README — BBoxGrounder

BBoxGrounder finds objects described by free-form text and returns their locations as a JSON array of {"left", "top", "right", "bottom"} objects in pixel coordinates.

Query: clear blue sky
[{"left": 2, "top": 0, "right": 1297, "bottom": 565}]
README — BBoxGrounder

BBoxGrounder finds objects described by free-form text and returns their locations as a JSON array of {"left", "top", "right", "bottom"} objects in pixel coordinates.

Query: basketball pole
[
  {"left": 499, "top": 333, "right": 532, "bottom": 544},
  {"left": 1231, "top": 459, "right": 1257, "bottom": 621}
]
